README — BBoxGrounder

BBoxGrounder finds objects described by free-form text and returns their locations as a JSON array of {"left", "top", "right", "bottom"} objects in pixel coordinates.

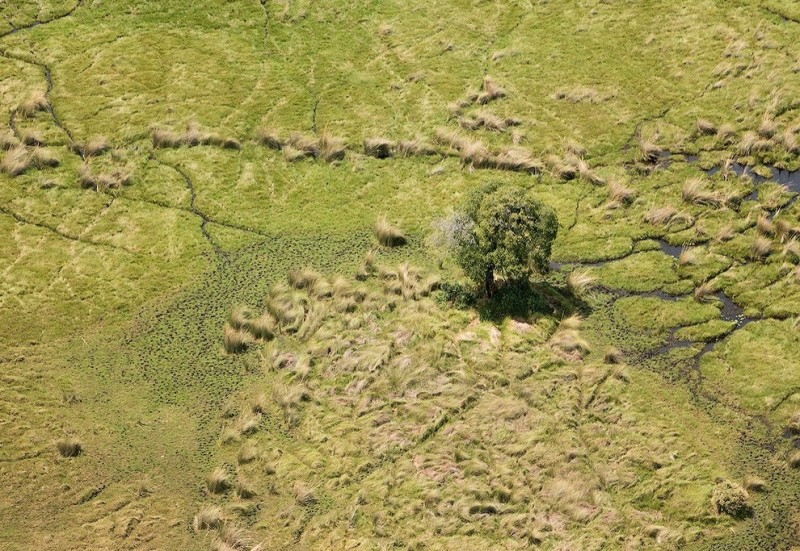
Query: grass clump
[
  {"left": 1, "top": 146, "right": 32, "bottom": 176},
  {"left": 206, "top": 467, "right": 231, "bottom": 494},
  {"left": 83, "top": 136, "right": 110, "bottom": 156},
  {"left": 55, "top": 437, "right": 82, "bottom": 457},
  {"left": 682, "top": 177, "right": 723, "bottom": 207},
  {"left": 711, "top": 479, "right": 752, "bottom": 518},
  {"left": 257, "top": 127, "right": 283, "bottom": 149},
  {"left": 696, "top": 119, "right": 717, "bottom": 135},
  {"left": 223, "top": 324, "right": 252, "bottom": 353},
  {"left": 374, "top": 216, "right": 406, "bottom": 247},
  {"left": 19, "top": 91, "right": 49, "bottom": 117},
  {"left": 319, "top": 132, "right": 346, "bottom": 162},
  {"left": 567, "top": 269, "right": 596, "bottom": 297},
  {"left": 637, "top": 135, "right": 662, "bottom": 163},
  {"left": 644, "top": 206, "right": 692, "bottom": 227},
  {"left": 20, "top": 129, "right": 44, "bottom": 146},
  {"left": 235, "top": 478, "right": 257, "bottom": 499},
  {"left": 395, "top": 136, "right": 437, "bottom": 157},
  {"left": 749, "top": 236, "right": 772, "bottom": 261},
  {"left": 193, "top": 506, "right": 222, "bottom": 531},
  {"left": 364, "top": 137, "right": 394, "bottom": 158},
  {"left": 477, "top": 76, "right": 506, "bottom": 104},
  {"left": 237, "top": 441, "right": 259, "bottom": 464}
]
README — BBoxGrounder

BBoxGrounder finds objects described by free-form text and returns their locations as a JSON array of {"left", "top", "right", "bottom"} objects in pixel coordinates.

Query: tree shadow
[{"left": 438, "top": 279, "right": 589, "bottom": 323}]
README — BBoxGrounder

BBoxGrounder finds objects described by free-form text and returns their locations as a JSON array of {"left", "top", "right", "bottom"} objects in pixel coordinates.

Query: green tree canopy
[{"left": 437, "top": 183, "right": 558, "bottom": 297}]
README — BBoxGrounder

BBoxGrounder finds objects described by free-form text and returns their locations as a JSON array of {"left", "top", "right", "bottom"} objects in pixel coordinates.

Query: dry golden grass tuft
[
  {"left": 744, "top": 475, "right": 767, "bottom": 493},
  {"left": 782, "top": 238, "right": 800, "bottom": 262},
  {"left": 604, "top": 347, "right": 623, "bottom": 364},
  {"left": 678, "top": 248, "right": 697, "bottom": 267},
  {"left": 286, "top": 132, "right": 318, "bottom": 158},
  {"left": 1, "top": 146, "right": 32, "bottom": 176},
  {"left": 288, "top": 268, "right": 321, "bottom": 289},
  {"left": 152, "top": 123, "right": 240, "bottom": 149},
  {"left": 682, "top": 177, "right": 723, "bottom": 207},
  {"left": 364, "top": 137, "right": 394, "bottom": 158},
  {"left": 756, "top": 214, "right": 775, "bottom": 236},
  {"left": 374, "top": 216, "right": 406, "bottom": 247},
  {"left": 237, "top": 441, "right": 259, "bottom": 464},
  {"left": 695, "top": 281, "right": 715, "bottom": 301},
  {"left": 551, "top": 86, "right": 609, "bottom": 103},
  {"left": 21, "top": 129, "right": 44, "bottom": 146},
  {"left": 459, "top": 111, "right": 517, "bottom": 132},
  {"left": 490, "top": 147, "right": 542, "bottom": 174},
  {"left": 395, "top": 136, "right": 437, "bottom": 157},
  {"left": 18, "top": 90, "right": 49, "bottom": 117},
  {"left": 151, "top": 128, "right": 182, "bottom": 148},
  {"left": 477, "top": 76, "right": 506, "bottom": 104},
  {"left": 319, "top": 132, "right": 346, "bottom": 162},
  {"left": 644, "top": 206, "right": 692, "bottom": 227},
  {"left": 0, "top": 130, "right": 18, "bottom": 151},
  {"left": 294, "top": 483, "right": 318, "bottom": 506},
  {"left": 716, "top": 124, "right": 737, "bottom": 145},
  {"left": 257, "top": 127, "right": 284, "bottom": 149},
  {"left": 750, "top": 235, "right": 772, "bottom": 260},
  {"left": 216, "top": 525, "right": 251, "bottom": 550},
  {"left": 206, "top": 467, "right": 231, "bottom": 494},
  {"left": 607, "top": 180, "right": 635, "bottom": 207},
  {"left": 193, "top": 506, "right": 222, "bottom": 531},
  {"left": 696, "top": 118, "right": 717, "bottom": 135},
  {"left": 637, "top": 135, "right": 662, "bottom": 163},
  {"left": 567, "top": 269, "right": 596, "bottom": 297},
  {"left": 716, "top": 223, "right": 736, "bottom": 242},
  {"left": 738, "top": 131, "right": 771, "bottom": 155},
  {"left": 33, "top": 148, "right": 59, "bottom": 168},
  {"left": 55, "top": 436, "right": 82, "bottom": 457},
  {"left": 235, "top": 478, "right": 257, "bottom": 499},
  {"left": 757, "top": 117, "right": 777, "bottom": 138},
  {"left": 78, "top": 163, "right": 132, "bottom": 191},
  {"left": 224, "top": 324, "right": 252, "bottom": 353},
  {"left": 83, "top": 135, "right": 110, "bottom": 156}
]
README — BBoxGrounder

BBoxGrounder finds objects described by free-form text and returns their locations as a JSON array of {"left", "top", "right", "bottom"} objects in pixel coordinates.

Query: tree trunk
[{"left": 485, "top": 264, "right": 495, "bottom": 298}]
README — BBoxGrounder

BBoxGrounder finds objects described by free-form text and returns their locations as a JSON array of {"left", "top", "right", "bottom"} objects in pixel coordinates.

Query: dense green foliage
[{"left": 451, "top": 183, "right": 558, "bottom": 295}]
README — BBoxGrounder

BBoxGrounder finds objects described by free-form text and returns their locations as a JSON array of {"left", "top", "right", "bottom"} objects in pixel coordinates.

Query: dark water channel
[{"left": 560, "top": 156, "right": 798, "bottom": 364}]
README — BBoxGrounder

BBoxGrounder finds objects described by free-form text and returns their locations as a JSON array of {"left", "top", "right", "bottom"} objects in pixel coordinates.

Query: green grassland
[{"left": 2, "top": 0, "right": 800, "bottom": 549}]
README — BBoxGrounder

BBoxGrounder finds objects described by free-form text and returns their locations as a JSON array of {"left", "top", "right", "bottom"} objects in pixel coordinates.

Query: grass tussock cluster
[
  {"left": 749, "top": 235, "right": 772, "bottom": 261},
  {"left": 681, "top": 177, "right": 738, "bottom": 208},
  {"left": 78, "top": 163, "right": 132, "bottom": 191},
  {"left": 257, "top": 128, "right": 347, "bottom": 162},
  {"left": 374, "top": 216, "right": 406, "bottom": 247},
  {"left": 458, "top": 111, "right": 520, "bottom": 132},
  {"left": 1, "top": 146, "right": 59, "bottom": 176},
  {"left": 433, "top": 128, "right": 541, "bottom": 174},
  {"left": 551, "top": 86, "right": 612, "bottom": 103},
  {"left": 152, "top": 123, "right": 240, "bottom": 149}
]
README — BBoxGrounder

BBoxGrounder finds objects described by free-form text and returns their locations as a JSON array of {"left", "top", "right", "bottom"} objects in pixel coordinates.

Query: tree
[{"left": 434, "top": 183, "right": 558, "bottom": 297}]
